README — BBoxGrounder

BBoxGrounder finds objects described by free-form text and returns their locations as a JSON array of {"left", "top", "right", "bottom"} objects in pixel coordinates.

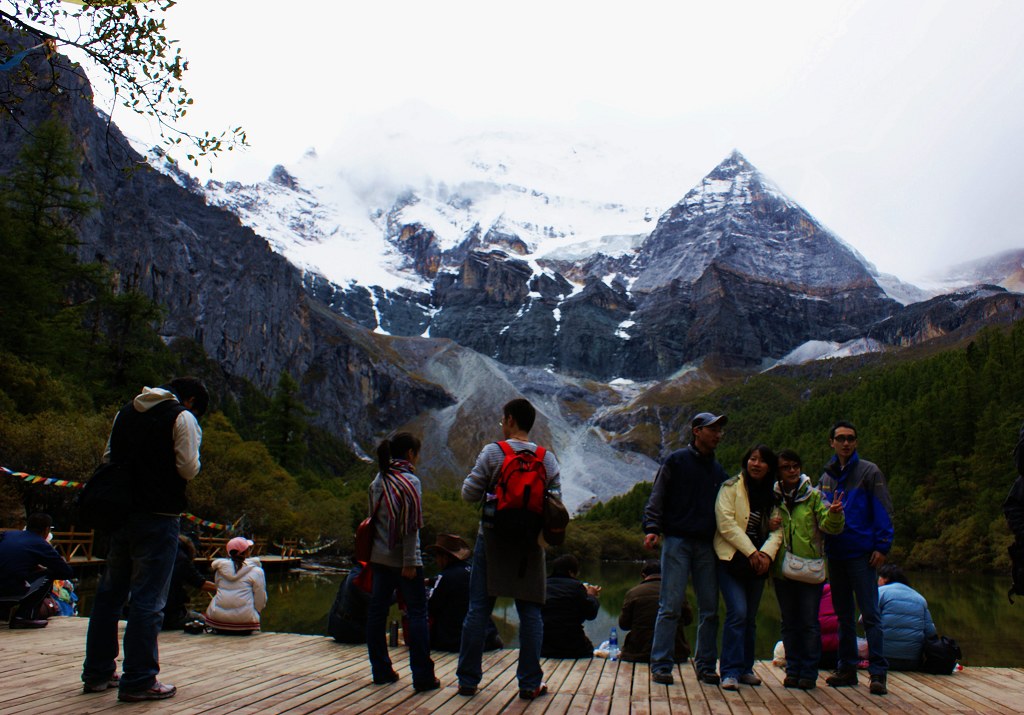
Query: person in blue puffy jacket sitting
[{"left": 877, "top": 564, "right": 937, "bottom": 671}]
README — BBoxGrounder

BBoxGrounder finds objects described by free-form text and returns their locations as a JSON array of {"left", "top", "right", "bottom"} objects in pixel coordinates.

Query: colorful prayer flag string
[
  {"left": 273, "top": 539, "right": 337, "bottom": 555},
  {"left": 0, "top": 466, "right": 85, "bottom": 489},
  {"left": 3, "top": 466, "right": 238, "bottom": 532}
]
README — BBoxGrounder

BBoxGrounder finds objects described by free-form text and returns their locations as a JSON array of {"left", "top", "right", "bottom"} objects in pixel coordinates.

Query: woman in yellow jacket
[{"left": 714, "top": 444, "right": 783, "bottom": 691}]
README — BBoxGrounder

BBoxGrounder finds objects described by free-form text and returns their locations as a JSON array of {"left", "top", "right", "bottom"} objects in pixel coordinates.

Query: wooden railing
[{"left": 197, "top": 536, "right": 229, "bottom": 559}]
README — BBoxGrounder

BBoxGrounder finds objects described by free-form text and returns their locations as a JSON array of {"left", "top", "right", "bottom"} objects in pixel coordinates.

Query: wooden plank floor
[{"left": 1, "top": 617, "right": 1022, "bottom": 714}]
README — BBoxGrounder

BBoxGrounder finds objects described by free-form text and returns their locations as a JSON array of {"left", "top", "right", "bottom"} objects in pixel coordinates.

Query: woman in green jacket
[{"left": 773, "top": 449, "right": 844, "bottom": 690}]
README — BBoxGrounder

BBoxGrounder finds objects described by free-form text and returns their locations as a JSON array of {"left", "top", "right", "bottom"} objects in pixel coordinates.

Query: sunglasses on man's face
[{"left": 832, "top": 435, "right": 857, "bottom": 444}]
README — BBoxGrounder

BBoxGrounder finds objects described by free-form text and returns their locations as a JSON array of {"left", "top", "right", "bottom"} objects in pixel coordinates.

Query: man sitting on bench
[{"left": 0, "top": 513, "right": 74, "bottom": 628}]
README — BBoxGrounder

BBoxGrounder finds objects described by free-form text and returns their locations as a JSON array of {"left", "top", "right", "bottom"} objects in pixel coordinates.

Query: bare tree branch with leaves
[{"left": 0, "top": 0, "right": 247, "bottom": 168}]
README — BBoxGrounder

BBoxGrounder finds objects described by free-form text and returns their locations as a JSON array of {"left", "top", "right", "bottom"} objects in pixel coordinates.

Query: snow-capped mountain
[{"left": 204, "top": 148, "right": 901, "bottom": 378}]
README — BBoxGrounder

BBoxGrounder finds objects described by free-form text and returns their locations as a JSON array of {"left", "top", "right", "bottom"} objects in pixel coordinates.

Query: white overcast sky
[{"left": 95, "top": 0, "right": 1024, "bottom": 283}]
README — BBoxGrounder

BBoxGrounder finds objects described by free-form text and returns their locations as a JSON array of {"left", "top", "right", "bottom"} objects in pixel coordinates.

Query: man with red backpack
[{"left": 456, "top": 398, "right": 561, "bottom": 701}]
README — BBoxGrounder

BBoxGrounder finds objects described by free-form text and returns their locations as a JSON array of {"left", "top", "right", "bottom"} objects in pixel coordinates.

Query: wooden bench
[{"left": 49, "top": 529, "right": 95, "bottom": 561}]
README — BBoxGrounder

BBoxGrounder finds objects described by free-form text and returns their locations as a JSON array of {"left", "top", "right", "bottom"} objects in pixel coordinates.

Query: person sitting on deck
[
  {"left": 204, "top": 537, "right": 267, "bottom": 634},
  {"left": 163, "top": 534, "right": 216, "bottom": 631},
  {"left": 0, "top": 513, "right": 74, "bottom": 628},
  {"left": 328, "top": 561, "right": 371, "bottom": 644},
  {"left": 540, "top": 554, "right": 600, "bottom": 659},
  {"left": 618, "top": 560, "right": 692, "bottom": 663},
  {"left": 877, "top": 564, "right": 937, "bottom": 671},
  {"left": 423, "top": 533, "right": 502, "bottom": 653}
]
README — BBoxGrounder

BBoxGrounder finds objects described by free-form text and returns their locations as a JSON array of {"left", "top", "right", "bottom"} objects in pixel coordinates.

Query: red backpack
[{"left": 489, "top": 441, "right": 548, "bottom": 541}]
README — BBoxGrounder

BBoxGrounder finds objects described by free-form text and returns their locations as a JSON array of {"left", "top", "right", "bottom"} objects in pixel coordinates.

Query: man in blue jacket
[
  {"left": 0, "top": 513, "right": 74, "bottom": 628},
  {"left": 819, "top": 421, "right": 894, "bottom": 695},
  {"left": 643, "top": 412, "right": 729, "bottom": 686}
]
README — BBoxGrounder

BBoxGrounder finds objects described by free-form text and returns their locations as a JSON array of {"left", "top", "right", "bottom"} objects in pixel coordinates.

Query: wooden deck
[{"left": 2, "top": 617, "right": 1022, "bottom": 714}]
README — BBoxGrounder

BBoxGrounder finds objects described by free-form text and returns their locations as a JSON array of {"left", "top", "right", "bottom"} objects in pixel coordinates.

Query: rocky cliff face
[{"left": 0, "top": 28, "right": 453, "bottom": 451}]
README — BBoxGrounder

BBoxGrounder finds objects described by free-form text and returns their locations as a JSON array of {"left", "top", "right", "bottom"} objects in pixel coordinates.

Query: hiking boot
[
  {"left": 519, "top": 683, "right": 547, "bottom": 700},
  {"left": 783, "top": 675, "right": 800, "bottom": 688},
  {"left": 698, "top": 670, "right": 721, "bottom": 685},
  {"left": 798, "top": 678, "right": 817, "bottom": 690},
  {"left": 82, "top": 673, "right": 120, "bottom": 693},
  {"left": 651, "top": 670, "right": 674, "bottom": 685},
  {"left": 118, "top": 682, "right": 176, "bottom": 702},
  {"left": 869, "top": 673, "right": 887, "bottom": 695},
  {"left": 720, "top": 676, "right": 739, "bottom": 691},
  {"left": 372, "top": 670, "right": 399, "bottom": 685},
  {"left": 826, "top": 669, "right": 857, "bottom": 687},
  {"left": 739, "top": 673, "right": 762, "bottom": 686},
  {"left": 413, "top": 678, "right": 440, "bottom": 693}
]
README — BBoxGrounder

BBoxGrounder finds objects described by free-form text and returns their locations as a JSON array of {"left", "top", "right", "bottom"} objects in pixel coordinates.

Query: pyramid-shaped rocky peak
[
  {"left": 631, "top": 151, "right": 881, "bottom": 293},
  {"left": 706, "top": 149, "right": 756, "bottom": 179}
]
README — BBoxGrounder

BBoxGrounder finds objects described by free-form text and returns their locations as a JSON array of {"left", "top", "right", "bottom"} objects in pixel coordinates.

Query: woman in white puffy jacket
[{"left": 204, "top": 537, "right": 267, "bottom": 634}]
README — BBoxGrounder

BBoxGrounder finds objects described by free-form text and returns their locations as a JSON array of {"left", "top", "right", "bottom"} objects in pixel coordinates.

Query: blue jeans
[
  {"left": 650, "top": 536, "right": 719, "bottom": 675},
  {"left": 457, "top": 536, "right": 543, "bottom": 691},
  {"left": 365, "top": 563, "right": 435, "bottom": 685},
  {"left": 774, "top": 577, "right": 824, "bottom": 680},
  {"left": 829, "top": 555, "right": 887, "bottom": 675},
  {"left": 82, "top": 513, "right": 180, "bottom": 692},
  {"left": 717, "top": 561, "right": 765, "bottom": 679}
]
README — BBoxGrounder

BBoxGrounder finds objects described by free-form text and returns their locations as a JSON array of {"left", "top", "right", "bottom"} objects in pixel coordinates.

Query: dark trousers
[
  {"left": 774, "top": 577, "right": 824, "bottom": 680},
  {"left": 365, "top": 564, "right": 435, "bottom": 685}
]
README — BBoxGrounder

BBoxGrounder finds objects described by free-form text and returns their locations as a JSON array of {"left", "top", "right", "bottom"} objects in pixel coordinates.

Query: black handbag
[
  {"left": 75, "top": 461, "right": 133, "bottom": 532},
  {"left": 921, "top": 634, "right": 961, "bottom": 674}
]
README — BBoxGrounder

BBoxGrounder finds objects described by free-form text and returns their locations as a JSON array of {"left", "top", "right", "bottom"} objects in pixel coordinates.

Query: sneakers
[
  {"left": 783, "top": 675, "right": 800, "bottom": 688},
  {"left": 869, "top": 674, "right": 888, "bottom": 695},
  {"left": 413, "top": 678, "right": 441, "bottom": 693},
  {"left": 739, "top": 673, "right": 761, "bottom": 686},
  {"left": 798, "top": 678, "right": 817, "bottom": 690},
  {"left": 651, "top": 671, "right": 674, "bottom": 685},
  {"left": 82, "top": 673, "right": 120, "bottom": 694},
  {"left": 698, "top": 670, "right": 720, "bottom": 685},
  {"left": 9, "top": 617, "right": 47, "bottom": 629},
  {"left": 118, "top": 682, "right": 176, "bottom": 702},
  {"left": 720, "top": 676, "right": 739, "bottom": 691},
  {"left": 825, "top": 669, "right": 858, "bottom": 687},
  {"left": 519, "top": 683, "right": 548, "bottom": 700}
]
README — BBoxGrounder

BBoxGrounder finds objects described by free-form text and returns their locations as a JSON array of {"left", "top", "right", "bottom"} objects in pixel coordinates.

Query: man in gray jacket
[{"left": 456, "top": 398, "right": 561, "bottom": 701}]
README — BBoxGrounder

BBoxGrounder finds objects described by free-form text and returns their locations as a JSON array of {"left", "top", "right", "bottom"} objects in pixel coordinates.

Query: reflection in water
[{"left": 77, "top": 563, "right": 1024, "bottom": 666}]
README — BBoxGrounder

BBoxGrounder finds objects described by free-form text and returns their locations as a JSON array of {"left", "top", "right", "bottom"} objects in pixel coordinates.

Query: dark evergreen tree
[{"left": 262, "top": 371, "right": 314, "bottom": 471}]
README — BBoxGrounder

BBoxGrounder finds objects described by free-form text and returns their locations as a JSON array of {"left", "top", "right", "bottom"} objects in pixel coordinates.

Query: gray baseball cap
[{"left": 691, "top": 412, "right": 727, "bottom": 429}]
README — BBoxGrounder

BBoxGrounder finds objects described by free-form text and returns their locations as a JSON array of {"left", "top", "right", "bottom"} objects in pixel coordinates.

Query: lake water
[{"left": 76, "top": 562, "right": 1024, "bottom": 666}]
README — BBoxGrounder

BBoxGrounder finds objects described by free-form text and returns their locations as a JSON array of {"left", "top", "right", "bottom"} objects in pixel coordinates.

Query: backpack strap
[{"left": 496, "top": 441, "right": 546, "bottom": 460}]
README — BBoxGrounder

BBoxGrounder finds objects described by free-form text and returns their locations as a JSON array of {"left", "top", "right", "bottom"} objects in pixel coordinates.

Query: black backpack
[
  {"left": 920, "top": 634, "right": 962, "bottom": 674},
  {"left": 75, "top": 461, "right": 134, "bottom": 532}
]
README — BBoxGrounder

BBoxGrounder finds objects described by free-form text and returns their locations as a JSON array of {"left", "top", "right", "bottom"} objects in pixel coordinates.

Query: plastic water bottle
[{"left": 608, "top": 627, "right": 619, "bottom": 661}]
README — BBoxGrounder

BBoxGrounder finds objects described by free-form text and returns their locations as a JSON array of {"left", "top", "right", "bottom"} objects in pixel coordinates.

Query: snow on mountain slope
[{"left": 203, "top": 130, "right": 664, "bottom": 294}]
